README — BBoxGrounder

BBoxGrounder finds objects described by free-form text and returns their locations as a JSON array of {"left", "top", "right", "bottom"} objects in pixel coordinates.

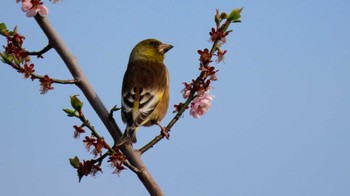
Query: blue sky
[{"left": 1, "top": 1, "right": 350, "bottom": 195}]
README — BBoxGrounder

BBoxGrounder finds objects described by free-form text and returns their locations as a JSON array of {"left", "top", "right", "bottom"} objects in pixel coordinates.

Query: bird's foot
[
  {"left": 109, "top": 105, "right": 121, "bottom": 119},
  {"left": 160, "top": 127, "right": 170, "bottom": 140},
  {"left": 155, "top": 122, "right": 170, "bottom": 140}
]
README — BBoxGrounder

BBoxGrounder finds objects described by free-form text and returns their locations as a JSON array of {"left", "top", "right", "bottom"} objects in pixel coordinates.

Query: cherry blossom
[
  {"left": 17, "top": 0, "right": 48, "bottom": 17},
  {"left": 190, "top": 91, "right": 214, "bottom": 118}
]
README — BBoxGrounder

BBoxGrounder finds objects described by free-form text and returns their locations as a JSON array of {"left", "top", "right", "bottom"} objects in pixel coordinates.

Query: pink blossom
[
  {"left": 26, "top": 7, "right": 38, "bottom": 17},
  {"left": 17, "top": 0, "right": 49, "bottom": 17},
  {"left": 190, "top": 91, "right": 214, "bottom": 118},
  {"left": 21, "top": 1, "right": 32, "bottom": 12},
  {"left": 37, "top": 4, "right": 48, "bottom": 16},
  {"left": 216, "top": 49, "right": 227, "bottom": 63}
]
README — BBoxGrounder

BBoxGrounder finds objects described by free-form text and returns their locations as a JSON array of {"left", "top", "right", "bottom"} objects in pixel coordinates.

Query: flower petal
[
  {"left": 37, "top": 5, "right": 49, "bottom": 16},
  {"left": 25, "top": 8, "right": 37, "bottom": 17},
  {"left": 189, "top": 90, "right": 214, "bottom": 118},
  {"left": 21, "top": 2, "right": 32, "bottom": 12}
]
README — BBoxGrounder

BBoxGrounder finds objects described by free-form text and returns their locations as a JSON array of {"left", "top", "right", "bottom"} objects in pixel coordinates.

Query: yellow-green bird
[{"left": 121, "top": 39, "right": 173, "bottom": 143}]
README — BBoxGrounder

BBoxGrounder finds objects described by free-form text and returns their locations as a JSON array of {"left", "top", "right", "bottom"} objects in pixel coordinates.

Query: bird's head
[{"left": 129, "top": 39, "right": 173, "bottom": 63}]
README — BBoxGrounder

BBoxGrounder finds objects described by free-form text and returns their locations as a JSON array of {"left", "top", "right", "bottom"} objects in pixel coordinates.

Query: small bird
[{"left": 121, "top": 39, "right": 173, "bottom": 143}]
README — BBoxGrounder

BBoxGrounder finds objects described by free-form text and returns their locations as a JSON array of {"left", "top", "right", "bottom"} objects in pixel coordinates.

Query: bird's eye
[{"left": 150, "top": 41, "right": 158, "bottom": 47}]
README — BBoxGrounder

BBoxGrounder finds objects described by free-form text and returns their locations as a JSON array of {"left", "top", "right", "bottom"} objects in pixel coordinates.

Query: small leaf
[
  {"left": 0, "top": 53, "right": 10, "bottom": 64},
  {"left": 0, "top": 23, "right": 7, "bottom": 34},
  {"left": 12, "top": 55, "right": 20, "bottom": 65},
  {"left": 63, "top": 108, "right": 77, "bottom": 117},
  {"left": 227, "top": 8, "right": 243, "bottom": 22},
  {"left": 70, "top": 95, "right": 83, "bottom": 111},
  {"left": 7, "top": 31, "right": 15, "bottom": 36},
  {"left": 69, "top": 156, "right": 80, "bottom": 169}
]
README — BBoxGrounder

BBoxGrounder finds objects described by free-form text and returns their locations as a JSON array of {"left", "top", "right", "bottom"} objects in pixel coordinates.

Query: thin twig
[
  {"left": 78, "top": 112, "right": 116, "bottom": 153},
  {"left": 4, "top": 60, "right": 77, "bottom": 84},
  {"left": 26, "top": 44, "right": 52, "bottom": 58},
  {"left": 32, "top": 72, "right": 76, "bottom": 84},
  {"left": 92, "top": 151, "right": 110, "bottom": 164}
]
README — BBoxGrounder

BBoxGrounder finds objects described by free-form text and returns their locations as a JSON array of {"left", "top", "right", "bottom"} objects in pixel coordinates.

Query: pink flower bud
[{"left": 182, "top": 89, "right": 191, "bottom": 98}]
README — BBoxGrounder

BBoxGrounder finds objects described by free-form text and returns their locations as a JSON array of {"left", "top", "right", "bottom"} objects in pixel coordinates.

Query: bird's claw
[
  {"left": 109, "top": 105, "right": 121, "bottom": 119},
  {"left": 160, "top": 127, "right": 170, "bottom": 140}
]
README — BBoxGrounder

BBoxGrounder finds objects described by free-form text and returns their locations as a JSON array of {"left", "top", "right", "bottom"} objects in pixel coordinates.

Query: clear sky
[{"left": 1, "top": 1, "right": 350, "bottom": 195}]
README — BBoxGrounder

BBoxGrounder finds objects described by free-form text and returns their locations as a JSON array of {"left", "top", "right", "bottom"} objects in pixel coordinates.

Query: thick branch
[{"left": 33, "top": 15, "right": 164, "bottom": 196}]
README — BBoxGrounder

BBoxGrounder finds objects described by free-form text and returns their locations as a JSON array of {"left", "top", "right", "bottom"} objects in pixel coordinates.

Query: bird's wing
[{"left": 122, "top": 87, "right": 164, "bottom": 127}]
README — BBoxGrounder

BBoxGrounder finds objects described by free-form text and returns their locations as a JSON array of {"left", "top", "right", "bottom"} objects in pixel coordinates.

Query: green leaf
[
  {"left": 12, "top": 55, "right": 20, "bottom": 65},
  {"left": 0, "top": 23, "right": 7, "bottom": 34},
  {"left": 7, "top": 31, "right": 15, "bottom": 36},
  {"left": 70, "top": 95, "right": 83, "bottom": 111},
  {"left": 62, "top": 108, "right": 78, "bottom": 117},
  {"left": 69, "top": 156, "right": 80, "bottom": 169},
  {"left": 227, "top": 8, "right": 243, "bottom": 22},
  {"left": 0, "top": 53, "right": 15, "bottom": 65},
  {"left": 0, "top": 53, "right": 9, "bottom": 64}
]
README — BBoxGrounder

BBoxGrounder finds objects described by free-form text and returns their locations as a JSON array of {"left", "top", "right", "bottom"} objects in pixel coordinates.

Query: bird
[{"left": 120, "top": 39, "right": 173, "bottom": 143}]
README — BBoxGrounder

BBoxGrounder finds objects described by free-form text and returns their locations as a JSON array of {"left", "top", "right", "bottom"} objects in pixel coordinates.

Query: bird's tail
[{"left": 119, "top": 126, "right": 138, "bottom": 145}]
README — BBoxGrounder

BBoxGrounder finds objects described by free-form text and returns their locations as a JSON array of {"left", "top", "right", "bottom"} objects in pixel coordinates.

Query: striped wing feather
[{"left": 121, "top": 60, "right": 168, "bottom": 128}]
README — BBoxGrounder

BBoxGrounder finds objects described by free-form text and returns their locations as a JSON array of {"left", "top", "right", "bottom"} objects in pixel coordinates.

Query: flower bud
[
  {"left": 220, "top": 12, "right": 227, "bottom": 19},
  {"left": 69, "top": 156, "right": 81, "bottom": 169},
  {"left": 70, "top": 95, "right": 83, "bottom": 111},
  {"left": 228, "top": 8, "right": 243, "bottom": 22},
  {"left": 0, "top": 23, "right": 7, "bottom": 34},
  {"left": 214, "top": 9, "right": 220, "bottom": 25}
]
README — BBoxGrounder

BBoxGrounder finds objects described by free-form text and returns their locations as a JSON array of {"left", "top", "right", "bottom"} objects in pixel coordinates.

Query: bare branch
[
  {"left": 3, "top": 60, "right": 77, "bottom": 84},
  {"left": 26, "top": 44, "right": 52, "bottom": 58},
  {"left": 32, "top": 72, "right": 76, "bottom": 84}
]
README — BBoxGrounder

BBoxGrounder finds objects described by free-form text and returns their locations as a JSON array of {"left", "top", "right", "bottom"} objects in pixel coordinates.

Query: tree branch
[
  {"left": 26, "top": 43, "right": 52, "bottom": 58},
  {"left": 33, "top": 15, "right": 164, "bottom": 196},
  {"left": 3, "top": 60, "right": 77, "bottom": 84}
]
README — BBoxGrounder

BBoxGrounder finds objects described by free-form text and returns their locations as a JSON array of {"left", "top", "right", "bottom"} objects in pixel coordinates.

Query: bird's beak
[{"left": 158, "top": 43, "right": 173, "bottom": 54}]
